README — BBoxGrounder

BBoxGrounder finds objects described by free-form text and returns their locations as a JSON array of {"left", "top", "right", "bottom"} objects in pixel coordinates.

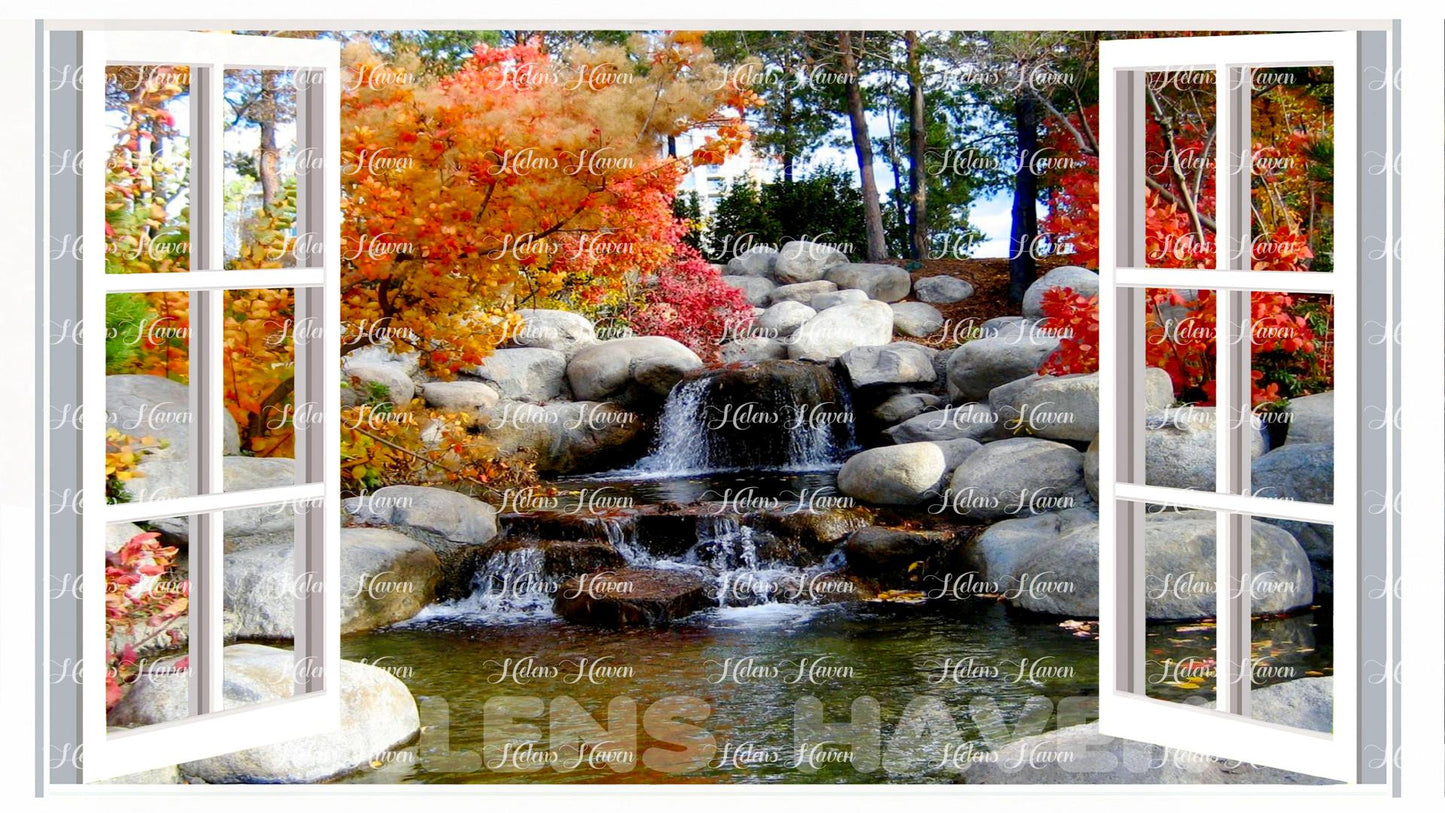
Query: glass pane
[
  {"left": 224, "top": 68, "right": 303, "bottom": 269},
  {"left": 1247, "top": 517, "right": 1332, "bottom": 732},
  {"left": 104, "top": 518, "right": 191, "bottom": 729},
  {"left": 1247, "top": 291, "right": 1334, "bottom": 503},
  {"left": 222, "top": 288, "right": 303, "bottom": 478},
  {"left": 1143, "top": 69, "right": 1217, "bottom": 269},
  {"left": 104, "top": 65, "right": 191, "bottom": 274},
  {"left": 1246, "top": 66, "right": 1334, "bottom": 272},
  {"left": 104, "top": 292, "right": 192, "bottom": 504},
  {"left": 1139, "top": 287, "right": 1217, "bottom": 491},
  {"left": 222, "top": 505, "right": 313, "bottom": 708},
  {"left": 1141, "top": 502, "right": 1217, "bottom": 705}
]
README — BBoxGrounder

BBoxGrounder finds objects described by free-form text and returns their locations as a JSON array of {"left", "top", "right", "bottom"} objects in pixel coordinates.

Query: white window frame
[
  {"left": 49, "top": 30, "right": 341, "bottom": 782},
  {"left": 1097, "top": 31, "right": 1395, "bottom": 784}
]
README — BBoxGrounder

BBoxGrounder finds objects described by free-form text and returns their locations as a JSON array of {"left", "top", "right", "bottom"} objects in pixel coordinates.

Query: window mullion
[{"left": 186, "top": 62, "right": 226, "bottom": 717}]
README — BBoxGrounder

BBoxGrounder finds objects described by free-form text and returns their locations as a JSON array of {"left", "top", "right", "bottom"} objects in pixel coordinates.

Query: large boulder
[
  {"left": 342, "top": 343, "right": 421, "bottom": 376},
  {"left": 507, "top": 308, "right": 598, "bottom": 356},
  {"left": 824, "top": 262, "right": 912, "bottom": 302},
  {"left": 1144, "top": 406, "right": 1266, "bottom": 491},
  {"left": 1284, "top": 391, "right": 1334, "bottom": 445},
  {"left": 725, "top": 246, "right": 778, "bottom": 277},
  {"left": 110, "top": 644, "right": 420, "bottom": 783},
  {"left": 967, "top": 509, "right": 1313, "bottom": 619},
  {"left": 123, "top": 457, "right": 296, "bottom": 549},
  {"left": 480, "top": 400, "right": 645, "bottom": 476},
  {"left": 890, "top": 301, "right": 945, "bottom": 337},
  {"left": 465, "top": 347, "right": 567, "bottom": 403},
  {"left": 1249, "top": 677, "right": 1333, "bottom": 733},
  {"left": 756, "top": 300, "right": 817, "bottom": 337},
  {"left": 946, "top": 332, "right": 1061, "bottom": 402},
  {"left": 942, "top": 437, "right": 1087, "bottom": 521},
  {"left": 886, "top": 404, "right": 997, "bottom": 444},
  {"left": 341, "top": 362, "right": 415, "bottom": 407},
  {"left": 1006, "top": 369, "right": 1173, "bottom": 441},
  {"left": 720, "top": 337, "right": 789, "bottom": 364},
  {"left": 107, "top": 374, "right": 240, "bottom": 458},
  {"left": 843, "top": 526, "right": 950, "bottom": 584},
  {"left": 553, "top": 568, "right": 713, "bottom": 627},
  {"left": 769, "top": 280, "right": 838, "bottom": 305},
  {"left": 839, "top": 343, "right": 937, "bottom": 388},
  {"left": 224, "top": 527, "right": 441, "bottom": 638},
  {"left": 914, "top": 275, "right": 974, "bottom": 304},
  {"left": 871, "top": 391, "right": 943, "bottom": 424},
  {"left": 1022, "top": 265, "right": 1100, "bottom": 319},
  {"left": 773, "top": 240, "right": 848, "bottom": 284},
  {"left": 810, "top": 289, "right": 870, "bottom": 311},
  {"left": 419, "top": 380, "right": 500, "bottom": 412},
  {"left": 1252, "top": 443, "right": 1334, "bottom": 596},
  {"left": 837, "top": 442, "right": 951, "bottom": 506},
  {"left": 722, "top": 275, "right": 776, "bottom": 306},
  {"left": 787, "top": 300, "right": 894, "bottom": 362},
  {"left": 344, "top": 485, "right": 500, "bottom": 599},
  {"left": 567, "top": 337, "right": 703, "bottom": 404}
]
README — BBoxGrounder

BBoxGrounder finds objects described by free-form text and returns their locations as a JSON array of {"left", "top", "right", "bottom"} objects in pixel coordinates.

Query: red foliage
[{"left": 623, "top": 235, "right": 754, "bottom": 363}]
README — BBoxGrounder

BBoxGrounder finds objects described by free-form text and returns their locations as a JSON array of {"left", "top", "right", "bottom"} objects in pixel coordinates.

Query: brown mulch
[{"left": 879, "top": 256, "right": 1079, "bottom": 349}]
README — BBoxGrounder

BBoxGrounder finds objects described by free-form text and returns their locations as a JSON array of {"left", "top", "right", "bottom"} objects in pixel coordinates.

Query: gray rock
[
  {"left": 567, "top": 337, "right": 703, "bottom": 404},
  {"left": 344, "top": 486, "right": 498, "bottom": 600},
  {"left": 719, "top": 337, "right": 788, "bottom": 363},
  {"left": 419, "top": 380, "right": 500, "bottom": 412},
  {"left": 1083, "top": 435, "right": 1099, "bottom": 501},
  {"left": 890, "top": 301, "right": 945, "bottom": 337},
  {"left": 942, "top": 437, "right": 1087, "bottom": 522},
  {"left": 224, "top": 527, "right": 441, "bottom": 638},
  {"left": 1005, "top": 369, "right": 1172, "bottom": 441},
  {"left": 755, "top": 300, "right": 817, "bottom": 337},
  {"left": 959, "top": 721, "right": 1329, "bottom": 784},
  {"left": 1252, "top": 443, "right": 1334, "bottom": 596},
  {"left": 507, "top": 308, "right": 598, "bottom": 356},
  {"left": 837, "top": 442, "right": 951, "bottom": 505},
  {"left": 721, "top": 275, "right": 776, "bottom": 306},
  {"left": 988, "top": 373, "right": 1044, "bottom": 435},
  {"left": 1144, "top": 406, "right": 1266, "bottom": 491},
  {"left": 343, "top": 343, "right": 421, "bottom": 376},
  {"left": 106, "top": 522, "right": 149, "bottom": 553},
  {"left": 479, "top": 400, "right": 645, "bottom": 477},
  {"left": 843, "top": 526, "right": 946, "bottom": 583},
  {"left": 95, "top": 764, "right": 182, "bottom": 784},
  {"left": 967, "top": 507, "right": 1101, "bottom": 596},
  {"left": 787, "top": 300, "right": 894, "bottom": 362},
  {"left": 123, "top": 457, "right": 296, "bottom": 548},
  {"left": 946, "top": 332, "right": 1062, "bottom": 402},
  {"left": 810, "top": 288, "right": 870, "bottom": 311},
  {"left": 871, "top": 391, "right": 943, "bottom": 424},
  {"left": 839, "top": 343, "right": 937, "bottom": 388},
  {"left": 887, "top": 403, "right": 998, "bottom": 444},
  {"left": 554, "top": 568, "right": 713, "bottom": 627},
  {"left": 107, "top": 374, "right": 240, "bottom": 459},
  {"left": 341, "top": 362, "right": 415, "bottom": 407},
  {"left": 465, "top": 347, "right": 567, "bottom": 403},
  {"left": 769, "top": 280, "right": 838, "bottom": 305},
  {"left": 1249, "top": 677, "right": 1333, "bottom": 733},
  {"left": 725, "top": 246, "right": 778, "bottom": 278},
  {"left": 110, "top": 644, "right": 420, "bottom": 783},
  {"left": 913, "top": 275, "right": 975, "bottom": 304},
  {"left": 773, "top": 239, "right": 848, "bottom": 284},
  {"left": 824, "top": 262, "right": 912, "bottom": 302},
  {"left": 1284, "top": 391, "right": 1334, "bottom": 445},
  {"left": 933, "top": 438, "right": 984, "bottom": 470},
  {"left": 1023, "top": 265, "right": 1100, "bottom": 319}
]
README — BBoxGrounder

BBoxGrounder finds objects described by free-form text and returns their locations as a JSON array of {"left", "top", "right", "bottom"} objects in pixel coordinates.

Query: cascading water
[
  {"left": 634, "top": 360, "right": 857, "bottom": 475},
  {"left": 408, "top": 547, "right": 554, "bottom": 624}
]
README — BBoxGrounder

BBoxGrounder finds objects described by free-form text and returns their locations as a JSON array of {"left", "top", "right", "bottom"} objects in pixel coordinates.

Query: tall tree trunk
[
  {"left": 905, "top": 31, "right": 928, "bottom": 261},
  {"left": 780, "top": 84, "right": 795, "bottom": 185},
  {"left": 1008, "top": 94, "right": 1040, "bottom": 306},
  {"left": 838, "top": 31, "right": 888, "bottom": 262},
  {"left": 258, "top": 70, "right": 281, "bottom": 207}
]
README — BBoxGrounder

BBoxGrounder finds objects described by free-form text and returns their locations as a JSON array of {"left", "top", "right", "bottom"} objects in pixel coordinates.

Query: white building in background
[{"left": 673, "top": 126, "right": 773, "bottom": 217}]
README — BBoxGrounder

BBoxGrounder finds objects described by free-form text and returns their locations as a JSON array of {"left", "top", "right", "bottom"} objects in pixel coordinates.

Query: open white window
[
  {"left": 1098, "top": 31, "right": 1395, "bottom": 783},
  {"left": 45, "top": 30, "right": 341, "bottom": 782}
]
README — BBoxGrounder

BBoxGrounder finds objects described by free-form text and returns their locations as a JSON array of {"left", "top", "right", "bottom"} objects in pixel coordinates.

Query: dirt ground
[{"left": 874, "top": 256, "right": 1078, "bottom": 349}]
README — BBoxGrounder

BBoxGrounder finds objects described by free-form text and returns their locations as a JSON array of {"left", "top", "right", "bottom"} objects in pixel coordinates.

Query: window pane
[
  {"left": 1141, "top": 502, "right": 1218, "bottom": 705},
  {"left": 1143, "top": 69, "right": 1217, "bottom": 270},
  {"left": 222, "top": 504, "right": 316, "bottom": 707},
  {"left": 1247, "top": 291, "right": 1334, "bottom": 504},
  {"left": 223, "top": 68, "right": 306, "bottom": 270},
  {"left": 105, "top": 518, "right": 191, "bottom": 728},
  {"left": 222, "top": 288, "right": 304, "bottom": 484},
  {"left": 105, "top": 292, "right": 193, "bottom": 504},
  {"left": 1247, "top": 517, "right": 1332, "bottom": 732},
  {"left": 104, "top": 65, "right": 191, "bottom": 274},
  {"left": 1246, "top": 66, "right": 1334, "bottom": 272},
  {"left": 1138, "top": 287, "right": 1218, "bottom": 491}
]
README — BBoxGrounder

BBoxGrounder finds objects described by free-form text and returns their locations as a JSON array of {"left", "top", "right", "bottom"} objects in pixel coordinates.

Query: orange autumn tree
[{"left": 338, "top": 33, "right": 759, "bottom": 373}]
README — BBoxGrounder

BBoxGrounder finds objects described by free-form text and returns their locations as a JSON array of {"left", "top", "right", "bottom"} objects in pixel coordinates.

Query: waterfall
[
  {"left": 408, "top": 547, "right": 554, "bottom": 624},
  {"left": 634, "top": 361, "right": 857, "bottom": 475}
]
